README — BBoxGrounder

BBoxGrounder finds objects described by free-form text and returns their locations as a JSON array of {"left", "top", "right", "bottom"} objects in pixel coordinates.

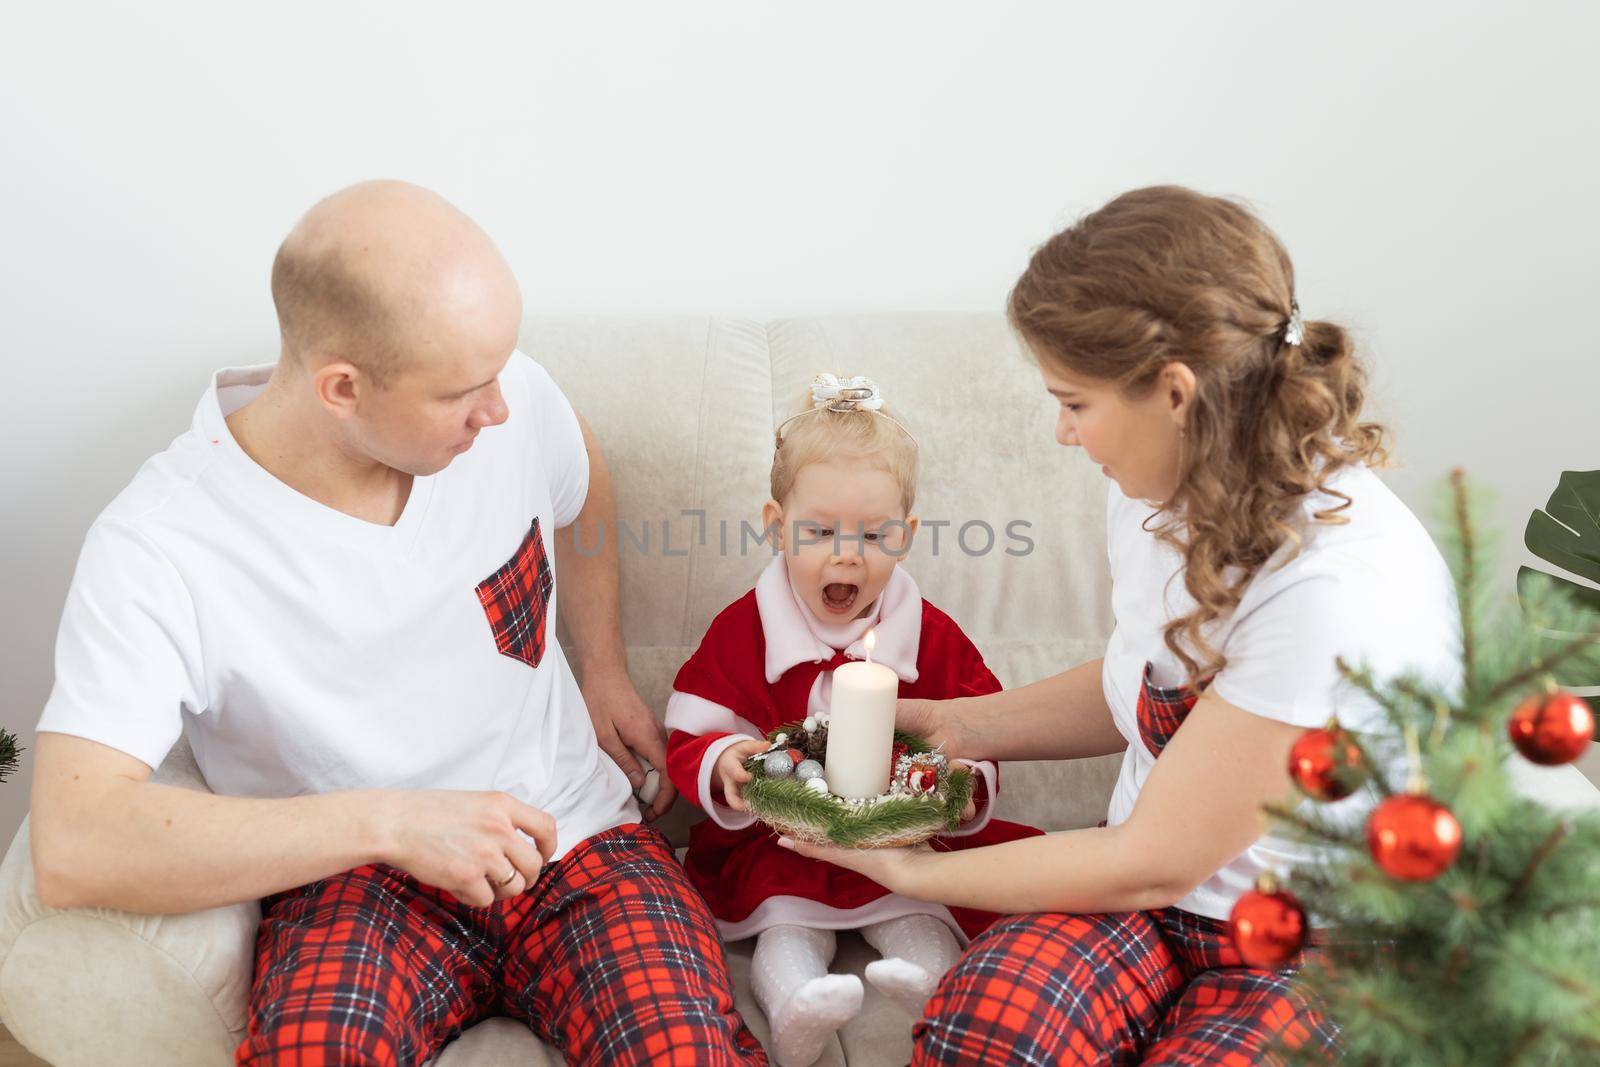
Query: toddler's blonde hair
[{"left": 770, "top": 386, "right": 918, "bottom": 516}]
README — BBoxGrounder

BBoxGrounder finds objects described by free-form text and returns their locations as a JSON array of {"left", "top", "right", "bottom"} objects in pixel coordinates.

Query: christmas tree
[{"left": 1228, "top": 470, "right": 1600, "bottom": 1066}]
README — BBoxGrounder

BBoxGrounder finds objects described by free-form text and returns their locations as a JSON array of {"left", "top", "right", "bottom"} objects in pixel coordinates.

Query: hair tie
[{"left": 1283, "top": 302, "right": 1305, "bottom": 347}]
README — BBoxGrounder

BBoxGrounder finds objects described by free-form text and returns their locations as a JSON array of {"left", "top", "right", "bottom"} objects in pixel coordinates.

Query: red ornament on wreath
[
  {"left": 905, "top": 755, "right": 940, "bottom": 795},
  {"left": 1367, "top": 793, "right": 1462, "bottom": 881},
  {"left": 1228, "top": 875, "right": 1307, "bottom": 968},
  {"left": 1508, "top": 688, "right": 1595, "bottom": 766},
  {"left": 1288, "top": 724, "right": 1367, "bottom": 802}
]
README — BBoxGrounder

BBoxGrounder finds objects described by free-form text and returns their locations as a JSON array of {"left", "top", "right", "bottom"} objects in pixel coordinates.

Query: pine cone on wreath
[{"left": 803, "top": 722, "right": 829, "bottom": 762}]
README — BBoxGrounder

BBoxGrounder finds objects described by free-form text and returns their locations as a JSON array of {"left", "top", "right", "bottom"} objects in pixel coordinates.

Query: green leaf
[
  {"left": 1521, "top": 470, "right": 1600, "bottom": 686},
  {"left": 1518, "top": 566, "right": 1600, "bottom": 616},
  {"left": 1524, "top": 469, "right": 1600, "bottom": 589}
]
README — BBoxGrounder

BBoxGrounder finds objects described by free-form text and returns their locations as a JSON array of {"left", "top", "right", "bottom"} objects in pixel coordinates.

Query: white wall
[{"left": 2, "top": 0, "right": 1596, "bottom": 843}]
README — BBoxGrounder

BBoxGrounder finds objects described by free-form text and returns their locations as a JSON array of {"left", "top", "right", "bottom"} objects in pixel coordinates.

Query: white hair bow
[
  {"left": 775, "top": 371, "right": 917, "bottom": 448},
  {"left": 811, "top": 373, "right": 884, "bottom": 412}
]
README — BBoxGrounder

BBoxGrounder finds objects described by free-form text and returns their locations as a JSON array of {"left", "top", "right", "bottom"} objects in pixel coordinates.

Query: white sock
[
  {"left": 861, "top": 913, "right": 961, "bottom": 1018},
  {"left": 751, "top": 925, "right": 863, "bottom": 1067}
]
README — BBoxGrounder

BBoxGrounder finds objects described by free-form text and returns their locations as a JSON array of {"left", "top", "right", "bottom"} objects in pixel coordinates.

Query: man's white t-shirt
[
  {"left": 1100, "top": 464, "right": 1458, "bottom": 920},
  {"left": 38, "top": 352, "right": 639, "bottom": 860}
]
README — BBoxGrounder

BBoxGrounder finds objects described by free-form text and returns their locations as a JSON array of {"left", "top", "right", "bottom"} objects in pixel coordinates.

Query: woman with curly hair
[{"left": 783, "top": 185, "right": 1458, "bottom": 1063}]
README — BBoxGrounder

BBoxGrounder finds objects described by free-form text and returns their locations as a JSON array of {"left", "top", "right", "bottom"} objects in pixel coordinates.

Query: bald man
[{"left": 30, "top": 182, "right": 765, "bottom": 1065}]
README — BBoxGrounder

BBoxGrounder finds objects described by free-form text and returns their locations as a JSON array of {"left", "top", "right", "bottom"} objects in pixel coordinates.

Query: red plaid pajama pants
[
  {"left": 912, "top": 896, "right": 1337, "bottom": 1065},
  {"left": 909, "top": 662, "right": 1338, "bottom": 1064},
  {"left": 236, "top": 823, "right": 766, "bottom": 1066}
]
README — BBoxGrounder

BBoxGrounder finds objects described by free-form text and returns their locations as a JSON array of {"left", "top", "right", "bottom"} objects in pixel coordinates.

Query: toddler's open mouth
[{"left": 820, "top": 582, "right": 859, "bottom": 615}]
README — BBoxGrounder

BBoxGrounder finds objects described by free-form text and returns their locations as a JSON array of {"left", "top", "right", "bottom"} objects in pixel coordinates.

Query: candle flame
[{"left": 864, "top": 629, "right": 876, "bottom": 663}]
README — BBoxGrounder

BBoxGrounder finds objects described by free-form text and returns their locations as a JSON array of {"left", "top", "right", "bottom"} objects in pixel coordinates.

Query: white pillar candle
[{"left": 824, "top": 632, "right": 899, "bottom": 798}]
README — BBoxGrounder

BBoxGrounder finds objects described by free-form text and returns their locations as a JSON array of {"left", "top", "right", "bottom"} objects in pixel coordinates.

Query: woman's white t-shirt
[
  {"left": 37, "top": 352, "right": 639, "bottom": 861},
  {"left": 1101, "top": 464, "right": 1458, "bottom": 920}
]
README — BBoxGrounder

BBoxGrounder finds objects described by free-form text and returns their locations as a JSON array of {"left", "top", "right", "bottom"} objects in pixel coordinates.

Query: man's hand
[
  {"left": 382, "top": 790, "right": 557, "bottom": 908},
  {"left": 582, "top": 670, "right": 678, "bottom": 820},
  {"left": 714, "top": 738, "right": 775, "bottom": 812}
]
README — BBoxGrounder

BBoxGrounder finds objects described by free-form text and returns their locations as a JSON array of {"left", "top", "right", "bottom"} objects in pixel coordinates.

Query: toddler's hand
[{"left": 715, "top": 738, "right": 775, "bottom": 811}]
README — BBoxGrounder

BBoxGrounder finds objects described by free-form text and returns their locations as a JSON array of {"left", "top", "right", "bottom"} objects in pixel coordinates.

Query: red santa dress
[{"left": 664, "top": 557, "right": 1043, "bottom": 943}]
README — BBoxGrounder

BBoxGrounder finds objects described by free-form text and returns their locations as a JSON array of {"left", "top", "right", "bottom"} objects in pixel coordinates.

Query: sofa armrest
[{"left": 0, "top": 815, "right": 259, "bottom": 1066}]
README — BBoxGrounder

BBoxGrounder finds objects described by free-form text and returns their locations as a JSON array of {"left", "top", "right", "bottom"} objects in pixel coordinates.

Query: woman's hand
[
  {"left": 900, "top": 700, "right": 986, "bottom": 785},
  {"left": 897, "top": 697, "right": 968, "bottom": 757},
  {"left": 778, "top": 836, "right": 937, "bottom": 896}
]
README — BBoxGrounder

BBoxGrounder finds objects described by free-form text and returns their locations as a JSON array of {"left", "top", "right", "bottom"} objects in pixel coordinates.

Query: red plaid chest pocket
[
  {"left": 475, "top": 518, "right": 556, "bottom": 670},
  {"left": 1134, "top": 661, "right": 1210, "bottom": 757}
]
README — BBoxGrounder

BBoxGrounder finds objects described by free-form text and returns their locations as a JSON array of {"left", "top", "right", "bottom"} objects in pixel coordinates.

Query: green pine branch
[
  {"left": 1262, "top": 801, "right": 1364, "bottom": 849},
  {"left": 743, "top": 770, "right": 973, "bottom": 847},
  {"left": 1450, "top": 469, "right": 1482, "bottom": 698},
  {"left": 1481, "top": 632, "right": 1600, "bottom": 708},
  {"left": 1504, "top": 821, "right": 1570, "bottom": 908},
  {"left": 0, "top": 729, "right": 19, "bottom": 785}
]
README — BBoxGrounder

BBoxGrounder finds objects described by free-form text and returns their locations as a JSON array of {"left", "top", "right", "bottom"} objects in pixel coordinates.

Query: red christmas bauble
[
  {"left": 1288, "top": 726, "right": 1366, "bottom": 801},
  {"left": 1367, "top": 794, "right": 1462, "bottom": 881},
  {"left": 1508, "top": 690, "right": 1595, "bottom": 766},
  {"left": 1228, "top": 883, "right": 1307, "bottom": 968}
]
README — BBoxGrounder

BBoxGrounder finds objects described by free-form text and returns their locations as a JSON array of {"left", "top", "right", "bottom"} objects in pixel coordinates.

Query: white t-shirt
[
  {"left": 38, "top": 352, "right": 639, "bottom": 860},
  {"left": 1100, "top": 464, "right": 1457, "bottom": 920}
]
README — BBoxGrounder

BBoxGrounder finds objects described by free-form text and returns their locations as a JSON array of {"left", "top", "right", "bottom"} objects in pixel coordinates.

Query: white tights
[{"left": 751, "top": 915, "right": 961, "bottom": 1067}]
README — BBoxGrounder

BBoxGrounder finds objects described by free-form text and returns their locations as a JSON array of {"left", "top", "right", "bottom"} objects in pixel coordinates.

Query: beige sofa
[{"left": 2, "top": 313, "right": 1595, "bottom": 1066}]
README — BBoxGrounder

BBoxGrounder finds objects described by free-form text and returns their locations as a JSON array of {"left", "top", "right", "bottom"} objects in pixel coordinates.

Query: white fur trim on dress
[
  {"left": 717, "top": 893, "right": 968, "bottom": 945},
  {"left": 666, "top": 690, "right": 769, "bottom": 740},
  {"left": 937, "top": 759, "right": 998, "bottom": 837},
  {"left": 755, "top": 556, "right": 923, "bottom": 685}
]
